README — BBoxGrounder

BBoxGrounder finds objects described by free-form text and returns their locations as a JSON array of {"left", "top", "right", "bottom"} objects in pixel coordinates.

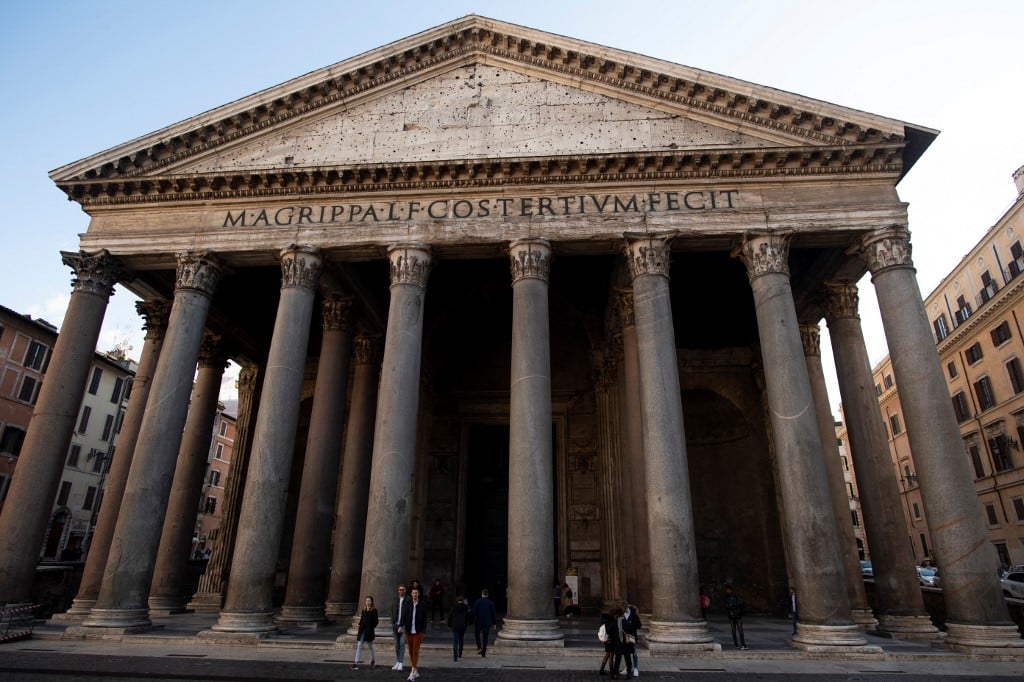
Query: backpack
[{"left": 597, "top": 624, "right": 608, "bottom": 643}]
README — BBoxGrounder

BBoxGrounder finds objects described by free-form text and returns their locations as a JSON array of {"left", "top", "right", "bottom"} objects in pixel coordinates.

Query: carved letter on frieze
[
  {"left": 509, "top": 238, "right": 552, "bottom": 283},
  {"left": 388, "top": 244, "right": 432, "bottom": 287},
  {"left": 321, "top": 294, "right": 354, "bottom": 332},
  {"left": 857, "top": 226, "right": 914, "bottom": 275},
  {"left": 732, "top": 232, "right": 791, "bottom": 280},
  {"left": 136, "top": 299, "right": 172, "bottom": 341},
  {"left": 799, "top": 324, "right": 821, "bottom": 358},
  {"left": 175, "top": 251, "right": 223, "bottom": 297},
  {"left": 624, "top": 237, "right": 671, "bottom": 281},
  {"left": 280, "top": 246, "right": 322, "bottom": 291},
  {"left": 823, "top": 281, "right": 861, "bottom": 322},
  {"left": 60, "top": 249, "right": 124, "bottom": 299}
]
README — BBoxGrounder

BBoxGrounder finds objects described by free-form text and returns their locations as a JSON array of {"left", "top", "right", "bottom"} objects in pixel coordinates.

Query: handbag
[{"left": 598, "top": 624, "right": 608, "bottom": 643}]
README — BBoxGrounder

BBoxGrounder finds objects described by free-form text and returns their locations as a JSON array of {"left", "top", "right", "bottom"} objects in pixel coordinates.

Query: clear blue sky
[{"left": 2, "top": 1, "right": 1022, "bottom": 407}]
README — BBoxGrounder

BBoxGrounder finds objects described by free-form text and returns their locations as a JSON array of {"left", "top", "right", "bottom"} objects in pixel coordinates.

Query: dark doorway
[{"left": 463, "top": 423, "right": 510, "bottom": 610}]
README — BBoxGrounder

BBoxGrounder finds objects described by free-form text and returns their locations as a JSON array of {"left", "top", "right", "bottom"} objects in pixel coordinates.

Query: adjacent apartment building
[
  {"left": 862, "top": 165, "right": 1024, "bottom": 569},
  {"left": 0, "top": 304, "right": 135, "bottom": 560},
  {"left": 193, "top": 406, "right": 236, "bottom": 558}
]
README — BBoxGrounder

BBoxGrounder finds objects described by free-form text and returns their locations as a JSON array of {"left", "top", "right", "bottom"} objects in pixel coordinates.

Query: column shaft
[
  {"left": 187, "top": 365, "right": 261, "bottom": 611},
  {"left": 326, "top": 334, "right": 381, "bottom": 621},
  {"left": 625, "top": 237, "right": 712, "bottom": 652},
  {"left": 208, "top": 247, "right": 321, "bottom": 635},
  {"left": 356, "top": 244, "right": 431, "bottom": 635},
  {"left": 823, "top": 283, "right": 937, "bottom": 639},
  {"left": 279, "top": 296, "right": 354, "bottom": 624},
  {"left": 859, "top": 228, "right": 1022, "bottom": 652},
  {"left": 799, "top": 323, "right": 877, "bottom": 629},
  {"left": 149, "top": 333, "right": 226, "bottom": 613},
  {"left": 61, "top": 300, "right": 170, "bottom": 618},
  {"left": 734, "top": 234, "right": 869, "bottom": 651},
  {"left": 0, "top": 251, "right": 122, "bottom": 605},
  {"left": 501, "top": 239, "right": 561, "bottom": 643},
  {"left": 78, "top": 252, "right": 221, "bottom": 630}
]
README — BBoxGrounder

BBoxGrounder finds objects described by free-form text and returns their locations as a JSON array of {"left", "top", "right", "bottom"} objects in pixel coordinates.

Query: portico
[{"left": 1, "top": 15, "right": 1019, "bottom": 655}]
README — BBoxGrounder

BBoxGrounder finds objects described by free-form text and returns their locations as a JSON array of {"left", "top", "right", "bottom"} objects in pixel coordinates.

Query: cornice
[
  {"left": 51, "top": 16, "right": 916, "bottom": 192},
  {"left": 937, "top": 274, "right": 1024, "bottom": 355},
  {"left": 57, "top": 144, "right": 903, "bottom": 206}
]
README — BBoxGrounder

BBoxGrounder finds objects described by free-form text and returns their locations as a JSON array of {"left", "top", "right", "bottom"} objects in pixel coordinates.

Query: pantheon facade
[{"left": 0, "top": 16, "right": 1020, "bottom": 654}]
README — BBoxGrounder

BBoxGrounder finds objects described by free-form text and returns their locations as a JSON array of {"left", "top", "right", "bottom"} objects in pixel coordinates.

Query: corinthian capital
[
  {"left": 823, "top": 281, "right": 860, "bottom": 322},
  {"left": 353, "top": 334, "right": 383, "bottom": 365},
  {"left": 60, "top": 249, "right": 124, "bottom": 299},
  {"left": 857, "top": 226, "right": 913, "bottom": 274},
  {"left": 732, "top": 232, "right": 791, "bottom": 280},
  {"left": 280, "top": 246, "right": 322, "bottom": 291},
  {"left": 799, "top": 324, "right": 821, "bottom": 357},
  {"left": 197, "top": 331, "right": 227, "bottom": 369},
  {"left": 388, "top": 244, "right": 432, "bottom": 287},
  {"left": 175, "top": 251, "right": 223, "bottom": 297},
  {"left": 321, "top": 294, "right": 354, "bottom": 332},
  {"left": 509, "top": 238, "right": 552, "bottom": 284},
  {"left": 136, "top": 298, "right": 172, "bottom": 341},
  {"left": 612, "top": 288, "right": 635, "bottom": 328},
  {"left": 624, "top": 236, "right": 671, "bottom": 281}
]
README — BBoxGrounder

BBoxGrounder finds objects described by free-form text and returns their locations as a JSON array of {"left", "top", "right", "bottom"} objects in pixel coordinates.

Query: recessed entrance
[{"left": 462, "top": 423, "right": 509, "bottom": 610}]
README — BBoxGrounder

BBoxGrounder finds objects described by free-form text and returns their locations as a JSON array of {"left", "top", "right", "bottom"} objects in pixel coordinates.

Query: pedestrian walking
[
  {"left": 391, "top": 584, "right": 411, "bottom": 671},
  {"left": 351, "top": 596, "right": 378, "bottom": 670},
  {"left": 623, "top": 602, "right": 641, "bottom": 676},
  {"left": 446, "top": 594, "right": 470, "bottom": 661},
  {"left": 788, "top": 586, "right": 798, "bottom": 636},
  {"left": 403, "top": 586, "right": 428, "bottom": 681},
  {"left": 470, "top": 588, "right": 497, "bottom": 657},
  {"left": 724, "top": 585, "right": 747, "bottom": 649},
  {"left": 429, "top": 578, "right": 446, "bottom": 622},
  {"left": 598, "top": 610, "right": 613, "bottom": 675}
]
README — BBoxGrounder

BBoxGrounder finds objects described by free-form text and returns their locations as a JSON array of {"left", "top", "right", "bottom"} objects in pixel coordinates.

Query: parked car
[
  {"left": 916, "top": 566, "right": 939, "bottom": 587},
  {"left": 860, "top": 560, "right": 873, "bottom": 578},
  {"left": 1001, "top": 571, "right": 1024, "bottom": 599}
]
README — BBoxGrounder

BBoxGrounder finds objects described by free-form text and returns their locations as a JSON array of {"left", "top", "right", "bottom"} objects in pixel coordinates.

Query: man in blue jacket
[{"left": 470, "top": 588, "right": 497, "bottom": 657}]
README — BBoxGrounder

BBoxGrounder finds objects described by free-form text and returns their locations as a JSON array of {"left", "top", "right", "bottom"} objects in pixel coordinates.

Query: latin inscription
[{"left": 222, "top": 190, "right": 739, "bottom": 228}]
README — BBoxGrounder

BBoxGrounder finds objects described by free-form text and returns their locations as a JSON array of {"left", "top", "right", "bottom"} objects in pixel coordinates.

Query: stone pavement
[{"left": 0, "top": 613, "right": 1021, "bottom": 680}]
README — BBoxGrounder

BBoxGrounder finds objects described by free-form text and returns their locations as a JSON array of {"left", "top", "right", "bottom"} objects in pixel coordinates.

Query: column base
[
  {"left": 186, "top": 592, "right": 224, "bottom": 613},
  {"left": 851, "top": 608, "right": 879, "bottom": 629},
  {"left": 644, "top": 619, "right": 719, "bottom": 654},
  {"left": 204, "top": 610, "right": 277, "bottom": 636},
  {"left": 276, "top": 605, "right": 329, "bottom": 628},
  {"left": 324, "top": 600, "right": 357, "bottom": 619},
  {"left": 147, "top": 596, "right": 190, "bottom": 616},
  {"left": 876, "top": 614, "right": 941, "bottom": 640},
  {"left": 789, "top": 623, "right": 882, "bottom": 654},
  {"left": 50, "top": 598, "right": 96, "bottom": 621},
  {"left": 79, "top": 608, "right": 152, "bottom": 630},
  {"left": 497, "top": 617, "right": 564, "bottom": 644},
  {"left": 939, "top": 622, "right": 1024, "bottom": 655}
]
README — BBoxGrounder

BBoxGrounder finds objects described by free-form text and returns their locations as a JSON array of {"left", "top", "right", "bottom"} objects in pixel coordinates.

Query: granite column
[
  {"left": 733, "top": 233, "right": 870, "bottom": 652},
  {"left": 148, "top": 332, "right": 227, "bottom": 614},
  {"left": 279, "top": 294, "right": 355, "bottom": 626},
  {"left": 355, "top": 244, "right": 431, "bottom": 636},
  {"left": 857, "top": 227, "right": 1023, "bottom": 653},
  {"left": 0, "top": 251, "right": 122, "bottom": 605},
  {"left": 624, "top": 236, "right": 713, "bottom": 653},
  {"left": 500, "top": 238, "right": 561, "bottom": 644},
  {"left": 59, "top": 299, "right": 170, "bottom": 618},
  {"left": 78, "top": 251, "right": 222, "bottom": 631},
  {"left": 206, "top": 246, "right": 321, "bottom": 636},
  {"left": 326, "top": 333, "right": 382, "bottom": 623}
]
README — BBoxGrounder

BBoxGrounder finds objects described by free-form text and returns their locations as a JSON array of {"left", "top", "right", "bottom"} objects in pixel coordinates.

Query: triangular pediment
[
  {"left": 176, "top": 63, "right": 778, "bottom": 173},
  {"left": 51, "top": 15, "right": 936, "bottom": 204}
]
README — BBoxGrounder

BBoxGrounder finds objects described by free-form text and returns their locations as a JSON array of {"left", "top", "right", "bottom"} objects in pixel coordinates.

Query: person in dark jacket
[
  {"left": 352, "top": 596, "right": 378, "bottom": 669},
  {"left": 391, "top": 584, "right": 411, "bottom": 671},
  {"left": 598, "top": 610, "right": 613, "bottom": 675},
  {"left": 446, "top": 594, "right": 470, "bottom": 661},
  {"left": 402, "top": 587, "right": 429, "bottom": 681},
  {"left": 607, "top": 607, "right": 634, "bottom": 679},
  {"left": 470, "top": 588, "right": 497, "bottom": 657},
  {"left": 724, "top": 585, "right": 747, "bottom": 649},
  {"left": 623, "top": 602, "right": 642, "bottom": 676}
]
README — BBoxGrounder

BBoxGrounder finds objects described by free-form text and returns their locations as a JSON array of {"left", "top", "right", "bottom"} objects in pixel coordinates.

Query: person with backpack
[
  {"left": 723, "top": 585, "right": 747, "bottom": 649},
  {"left": 446, "top": 594, "right": 470, "bottom": 662}
]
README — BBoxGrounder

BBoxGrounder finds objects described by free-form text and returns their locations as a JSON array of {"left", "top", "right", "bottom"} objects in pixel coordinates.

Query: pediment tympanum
[
  {"left": 177, "top": 64, "right": 775, "bottom": 174},
  {"left": 50, "top": 15, "right": 935, "bottom": 207}
]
